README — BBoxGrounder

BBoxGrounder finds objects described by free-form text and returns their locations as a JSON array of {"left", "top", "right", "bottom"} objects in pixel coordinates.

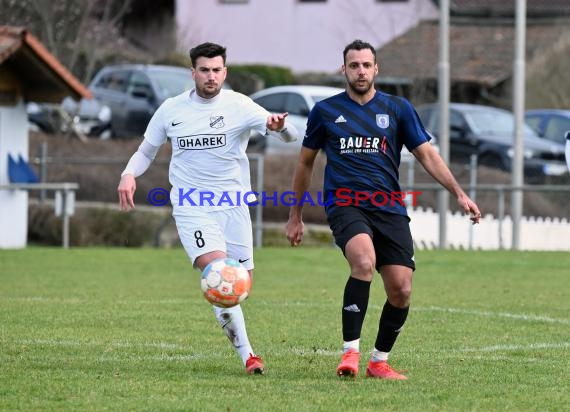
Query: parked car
[
  {"left": 416, "top": 103, "right": 568, "bottom": 179},
  {"left": 249, "top": 85, "right": 345, "bottom": 154},
  {"left": 28, "top": 64, "right": 208, "bottom": 139},
  {"left": 525, "top": 109, "right": 570, "bottom": 146},
  {"left": 27, "top": 102, "right": 60, "bottom": 134},
  {"left": 61, "top": 97, "right": 112, "bottom": 139},
  {"left": 27, "top": 100, "right": 111, "bottom": 139},
  {"left": 87, "top": 64, "right": 200, "bottom": 138}
]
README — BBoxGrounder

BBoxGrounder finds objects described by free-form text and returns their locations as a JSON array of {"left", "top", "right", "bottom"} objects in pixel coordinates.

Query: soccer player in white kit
[{"left": 117, "top": 42, "right": 298, "bottom": 375}]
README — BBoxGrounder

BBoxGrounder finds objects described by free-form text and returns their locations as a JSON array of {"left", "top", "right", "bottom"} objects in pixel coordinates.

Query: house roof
[
  {"left": 376, "top": 19, "right": 570, "bottom": 87},
  {"left": 0, "top": 26, "right": 91, "bottom": 103},
  {"left": 449, "top": 0, "right": 570, "bottom": 18}
]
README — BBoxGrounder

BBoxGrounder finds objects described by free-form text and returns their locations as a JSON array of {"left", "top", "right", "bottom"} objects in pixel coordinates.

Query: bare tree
[
  {"left": 0, "top": 0, "right": 133, "bottom": 83},
  {"left": 526, "top": 30, "right": 570, "bottom": 109}
]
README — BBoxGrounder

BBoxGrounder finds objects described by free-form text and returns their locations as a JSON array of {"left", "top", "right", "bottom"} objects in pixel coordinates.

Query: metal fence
[
  {"left": 402, "top": 183, "right": 570, "bottom": 250},
  {"left": 30, "top": 147, "right": 570, "bottom": 249}
]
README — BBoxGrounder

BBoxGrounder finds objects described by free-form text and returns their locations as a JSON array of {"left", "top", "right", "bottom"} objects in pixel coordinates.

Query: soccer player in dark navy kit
[{"left": 286, "top": 39, "right": 481, "bottom": 380}]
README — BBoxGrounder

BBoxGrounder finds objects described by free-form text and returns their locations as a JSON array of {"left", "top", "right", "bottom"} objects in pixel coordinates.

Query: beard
[
  {"left": 196, "top": 82, "right": 222, "bottom": 98},
  {"left": 347, "top": 77, "right": 373, "bottom": 96}
]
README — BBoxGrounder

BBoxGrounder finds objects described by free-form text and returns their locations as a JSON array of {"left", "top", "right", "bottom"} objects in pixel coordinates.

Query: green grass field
[{"left": 1, "top": 247, "right": 569, "bottom": 411}]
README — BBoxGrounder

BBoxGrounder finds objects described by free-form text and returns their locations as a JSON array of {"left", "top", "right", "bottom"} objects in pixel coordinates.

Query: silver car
[
  {"left": 249, "top": 85, "right": 344, "bottom": 154},
  {"left": 88, "top": 65, "right": 198, "bottom": 138}
]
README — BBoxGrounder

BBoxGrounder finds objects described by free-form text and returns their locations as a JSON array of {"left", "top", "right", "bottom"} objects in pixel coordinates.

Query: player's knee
[
  {"left": 389, "top": 285, "right": 412, "bottom": 307},
  {"left": 349, "top": 254, "right": 375, "bottom": 280}
]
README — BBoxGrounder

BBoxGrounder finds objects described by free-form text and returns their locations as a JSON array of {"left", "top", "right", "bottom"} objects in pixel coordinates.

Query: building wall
[
  {"left": 0, "top": 101, "right": 29, "bottom": 248},
  {"left": 176, "top": 0, "right": 438, "bottom": 73}
]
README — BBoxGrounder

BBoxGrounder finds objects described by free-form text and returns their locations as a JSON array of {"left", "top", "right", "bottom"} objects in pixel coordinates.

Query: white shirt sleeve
[
  {"left": 266, "top": 122, "right": 299, "bottom": 143},
  {"left": 121, "top": 139, "right": 160, "bottom": 177},
  {"left": 239, "top": 94, "right": 272, "bottom": 136},
  {"left": 143, "top": 100, "right": 170, "bottom": 147}
]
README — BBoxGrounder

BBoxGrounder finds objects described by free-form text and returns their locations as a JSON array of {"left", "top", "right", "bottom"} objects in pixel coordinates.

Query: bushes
[
  {"left": 228, "top": 64, "right": 295, "bottom": 89},
  {"left": 152, "top": 52, "right": 188, "bottom": 68},
  {"left": 28, "top": 204, "right": 167, "bottom": 247},
  {"left": 149, "top": 58, "right": 296, "bottom": 95},
  {"left": 28, "top": 204, "right": 64, "bottom": 246}
]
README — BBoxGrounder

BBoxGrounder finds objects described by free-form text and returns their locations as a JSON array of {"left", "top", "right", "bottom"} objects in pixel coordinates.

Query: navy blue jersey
[{"left": 303, "top": 90, "right": 431, "bottom": 216}]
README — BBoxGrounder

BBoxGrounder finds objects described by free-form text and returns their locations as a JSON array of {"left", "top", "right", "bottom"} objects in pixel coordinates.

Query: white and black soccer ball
[{"left": 200, "top": 258, "right": 251, "bottom": 308}]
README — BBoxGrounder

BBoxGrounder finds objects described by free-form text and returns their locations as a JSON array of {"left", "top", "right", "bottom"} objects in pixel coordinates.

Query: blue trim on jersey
[{"left": 303, "top": 90, "right": 431, "bottom": 216}]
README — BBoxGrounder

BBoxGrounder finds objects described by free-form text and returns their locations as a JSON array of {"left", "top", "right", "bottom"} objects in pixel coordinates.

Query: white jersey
[{"left": 144, "top": 89, "right": 269, "bottom": 213}]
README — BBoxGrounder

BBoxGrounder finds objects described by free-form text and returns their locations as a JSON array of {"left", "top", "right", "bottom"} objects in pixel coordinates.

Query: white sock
[
  {"left": 213, "top": 304, "right": 254, "bottom": 364},
  {"left": 342, "top": 339, "right": 360, "bottom": 353},
  {"left": 371, "top": 348, "right": 389, "bottom": 362}
]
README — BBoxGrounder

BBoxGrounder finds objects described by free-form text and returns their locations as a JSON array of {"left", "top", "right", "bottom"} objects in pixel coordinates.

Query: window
[
  {"left": 94, "top": 73, "right": 112, "bottom": 89},
  {"left": 127, "top": 72, "right": 153, "bottom": 99},
  {"left": 525, "top": 115, "right": 543, "bottom": 134},
  {"left": 449, "top": 111, "right": 464, "bottom": 131},
  {"left": 96, "top": 71, "right": 130, "bottom": 92},
  {"left": 284, "top": 93, "right": 309, "bottom": 116},
  {"left": 430, "top": 109, "right": 465, "bottom": 138},
  {"left": 149, "top": 69, "right": 196, "bottom": 97},
  {"left": 253, "top": 93, "right": 287, "bottom": 113},
  {"left": 543, "top": 116, "right": 570, "bottom": 144}
]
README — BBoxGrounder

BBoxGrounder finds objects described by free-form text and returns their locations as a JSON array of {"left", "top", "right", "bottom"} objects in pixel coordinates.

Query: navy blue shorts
[{"left": 326, "top": 206, "right": 415, "bottom": 271}]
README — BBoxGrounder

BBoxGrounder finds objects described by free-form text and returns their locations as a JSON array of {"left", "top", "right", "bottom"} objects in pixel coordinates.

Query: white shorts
[{"left": 173, "top": 205, "right": 254, "bottom": 270}]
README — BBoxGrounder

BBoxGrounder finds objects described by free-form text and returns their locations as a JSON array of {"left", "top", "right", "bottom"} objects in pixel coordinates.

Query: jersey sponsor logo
[
  {"left": 339, "top": 136, "right": 388, "bottom": 155},
  {"left": 339, "top": 136, "right": 382, "bottom": 154},
  {"left": 176, "top": 134, "right": 226, "bottom": 150},
  {"left": 376, "top": 114, "right": 390, "bottom": 129},
  {"left": 335, "top": 114, "right": 347, "bottom": 123},
  {"left": 210, "top": 115, "right": 225, "bottom": 128},
  {"left": 171, "top": 121, "right": 183, "bottom": 126}
]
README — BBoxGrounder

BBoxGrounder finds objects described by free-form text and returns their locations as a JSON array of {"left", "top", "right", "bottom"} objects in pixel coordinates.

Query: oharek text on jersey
[{"left": 176, "top": 134, "right": 226, "bottom": 150}]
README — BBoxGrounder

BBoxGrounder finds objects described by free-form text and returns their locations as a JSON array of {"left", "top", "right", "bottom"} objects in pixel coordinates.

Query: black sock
[
  {"left": 375, "top": 300, "right": 409, "bottom": 352},
  {"left": 342, "top": 277, "right": 371, "bottom": 342}
]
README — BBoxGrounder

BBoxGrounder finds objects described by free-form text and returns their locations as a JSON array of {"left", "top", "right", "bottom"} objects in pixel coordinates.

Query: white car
[{"left": 249, "top": 85, "right": 344, "bottom": 154}]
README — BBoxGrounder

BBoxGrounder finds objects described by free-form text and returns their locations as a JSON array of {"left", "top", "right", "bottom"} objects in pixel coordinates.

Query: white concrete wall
[
  {"left": 176, "top": 0, "right": 438, "bottom": 73},
  {"left": 409, "top": 207, "right": 570, "bottom": 251},
  {"left": 0, "top": 101, "right": 29, "bottom": 248}
]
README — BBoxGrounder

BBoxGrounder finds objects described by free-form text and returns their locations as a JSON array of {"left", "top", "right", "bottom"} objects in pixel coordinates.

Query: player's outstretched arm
[
  {"left": 266, "top": 112, "right": 288, "bottom": 131},
  {"left": 412, "top": 142, "right": 481, "bottom": 225},
  {"left": 265, "top": 112, "right": 299, "bottom": 143}
]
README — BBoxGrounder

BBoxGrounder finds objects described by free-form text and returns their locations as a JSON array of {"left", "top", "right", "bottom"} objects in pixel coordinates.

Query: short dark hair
[
  {"left": 343, "top": 39, "right": 376, "bottom": 63},
  {"left": 189, "top": 42, "right": 227, "bottom": 67}
]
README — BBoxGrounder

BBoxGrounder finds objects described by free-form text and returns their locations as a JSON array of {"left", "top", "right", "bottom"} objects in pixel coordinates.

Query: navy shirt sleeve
[
  {"left": 303, "top": 102, "right": 327, "bottom": 150},
  {"left": 396, "top": 97, "right": 431, "bottom": 152}
]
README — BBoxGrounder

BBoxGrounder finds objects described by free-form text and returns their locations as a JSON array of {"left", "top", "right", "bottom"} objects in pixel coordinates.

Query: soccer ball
[{"left": 200, "top": 258, "right": 251, "bottom": 308}]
